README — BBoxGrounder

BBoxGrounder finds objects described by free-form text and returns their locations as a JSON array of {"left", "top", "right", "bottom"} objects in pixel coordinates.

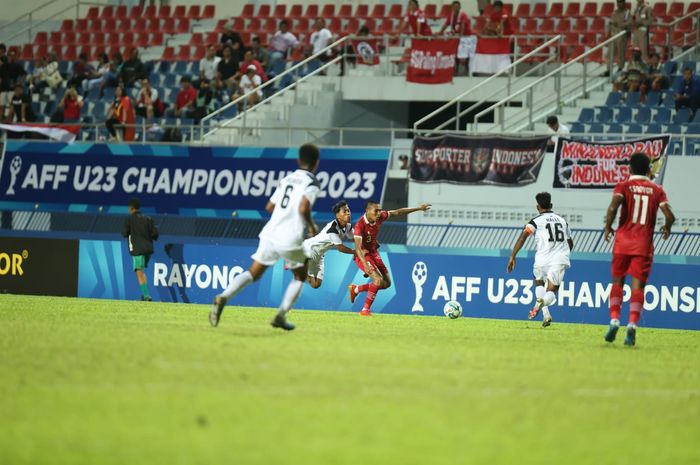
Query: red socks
[
  {"left": 357, "top": 283, "right": 370, "bottom": 293},
  {"left": 362, "top": 283, "right": 379, "bottom": 311},
  {"left": 629, "top": 288, "right": 644, "bottom": 326},
  {"left": 609, "top": 284, "right": 623, "bottom": 321}
]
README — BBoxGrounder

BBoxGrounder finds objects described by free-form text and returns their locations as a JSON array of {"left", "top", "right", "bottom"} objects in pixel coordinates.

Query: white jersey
[
  {"left": 524, "top": 211, "right": 572, "bottom": 267},
  {"left": 303, "top": 219, "right": 353, "bottom": 261},
  {"left": 258, "top": 169, "right": 320, "bottom": 248}
]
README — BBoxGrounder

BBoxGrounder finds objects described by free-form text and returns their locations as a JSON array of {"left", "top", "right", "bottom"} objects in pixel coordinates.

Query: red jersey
[
  {"left": 405, "top": 9, "right": 433, "bottom": 36},
  {"left": 489, "top": 11, "right": 514, "bottom": 35},
  {"left": 445, "top": 11, "right": 472, "bottom": 35},
  {"left": 613, "top": 175, "right": 668, "bottom": 257},
  {"left": 175, "top": 86, "right": 196, "bottom": 110},
  {"left": 353, "top": 211, "right": 390, "bottom": 253}
]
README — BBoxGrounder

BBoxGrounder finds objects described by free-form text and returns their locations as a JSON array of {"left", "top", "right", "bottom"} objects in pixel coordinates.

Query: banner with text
[
  {"left": 0, "top": 142, "right": 390, "bottom": 217},
  {"left": 407, "top": 38, "right": 459, "bottom": 84},
  {"left": 351, "top": 39, "right": 380, "bottom": 66},
  {"left": 411, "top": 134, "right": 548, "bottom": 185},
  {"left": 553, "top": 135, "right": 671, "bottom": 189},
  {"left": 77, "top": 239, "right": 700, "bottom": 331}
]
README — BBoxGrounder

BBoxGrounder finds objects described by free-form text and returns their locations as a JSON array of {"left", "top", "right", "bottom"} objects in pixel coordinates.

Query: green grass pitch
[{"left": 1, "top": 295, "right": 699, "bottom": 465}]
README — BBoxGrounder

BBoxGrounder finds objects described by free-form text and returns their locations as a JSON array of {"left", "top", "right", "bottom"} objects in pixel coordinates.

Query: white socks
[
  {"left": 536, "top": 286, "right": 556, "bottom": 320},
  {"left": 278, "top": 279, "right": 304, "bottom": 315},
  {"left": 543, "top": 291, "right": 557, "bottom": 307},
  {"left": 219, "top": 271, "right": 254, "bottom": 300}
]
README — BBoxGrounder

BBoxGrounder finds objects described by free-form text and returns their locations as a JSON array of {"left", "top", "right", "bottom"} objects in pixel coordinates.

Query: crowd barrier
[{"left": 3, "top": 236, "right": 698, "bottom": 330}]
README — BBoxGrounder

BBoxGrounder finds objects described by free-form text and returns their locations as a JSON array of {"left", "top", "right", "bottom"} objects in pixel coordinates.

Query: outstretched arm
[
  {"left": 334, "top": 244, "right": 354, "bottom": 254},
  {"left": 354, "top": 236, "right": 369, "bottom": 270},
  {"left": 660, "top": 203, "right": 675, "bottom": 239},
  {"left": 388, "top": 204, "right": 431, "bottom": 216},
  {"left": 604, "top": 195, "right": 624, "bottom": 242},
  {"left": 507, "top": 230, "right": 530, "bottom": 272}
]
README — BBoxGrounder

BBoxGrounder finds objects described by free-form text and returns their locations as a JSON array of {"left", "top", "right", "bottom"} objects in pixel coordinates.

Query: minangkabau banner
[
  {"left": 553, "top": 135, "right": 671, "bottom": 189},
  {"left": 407, "top": 38, "right": 459, "bottom": 84},
  {"left": 411, "top": 134, "right": 549, "bottom": 185},
  {"left": 0, "top": 142, "right": 390, "bottom": 217}
]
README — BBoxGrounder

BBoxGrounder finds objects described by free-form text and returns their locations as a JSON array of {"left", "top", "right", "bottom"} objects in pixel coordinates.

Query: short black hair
[
  {"left": 683, "top": 67, "right": 694, "bottom": 73},
  {"left": 180, "top": 76, "right": 190, "bottom": 83},
  {"left": 279, "top": 19, "right": 289, "bottom": 27},
  {"left": 79, "top": 52, "right": 87, "bottom": 61},
  {"left": 128, "top": 198, "right": 141, "bottom": 210},
  {"left": 359, "top": 25, "right": 370, "bottom": 34},
  {"left": 365, "top": 200, "right": 380, "bottom": 209},
  {"left": 546, "top": 116, "right": 558, "bottom": 125},
  {"left": 536, "top": 192, "right": 552, "bottom": 210},
  {"left": 298, "top": 143, "right": 320, "bottom": 167},
  {"left": 452, "top": 0, "right": 461, "bottom": 6},
  {"left": 332, "top": 200, "right": 348, "bottom": 214},
  {"left": 410, "top": 0, "right": 420, "bottom": 7},
  {"left": 493, "top": 1, "right": 504, "bottom": 7},
  {"left": 252, "top": 36, "right": 260, "bottom": 43},
  {"left": 0, "top": 43, "right": 6, "bottom": 52},
  {"left": 630, "top": 152, "right": 651, "bottom": 176}
]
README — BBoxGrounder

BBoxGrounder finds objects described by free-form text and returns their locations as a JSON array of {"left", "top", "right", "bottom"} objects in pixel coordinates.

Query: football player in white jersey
[
  {"left": 507, "top": 192, "right": 574, "bottom": 327},
  {"left": 303, "top": 200, "right": 355, "bottom": 289},
  {"left": 209, "top": 144, "right": 321, "bottom": 331}
]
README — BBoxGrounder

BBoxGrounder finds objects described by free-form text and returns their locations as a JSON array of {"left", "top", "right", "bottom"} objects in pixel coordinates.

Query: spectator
[
  {"left": 68, "top": 53, "right": 94, "bottom": 89},
  {"left": 340, "top": 25, "right": 371, "bottom": 76},
  {"left": 4, "top": 83, "right": 35, "bottom": 123},
  {"left": 236, "top": 65, "right": 263, "bottom": 109},
  {"left": 240, "top": 50, "right": 268, "bottom": 82},
  {"left": 250, "top": 36, "right": 269, "bottom": 69},
  {"left": 631, "top": 0, "right": 653, "bottom": 61},
  {"left": 397, "top": 0, "right": 432, "bottom": 36},
  {"left": 609, "top": 0, "right": 632, "bottom": 71},
  {"left": 644, "top": 53, "right": 670, "bottom": 91},
  {"left": 674, "top": 67, "right": 700, "bottom": 113},
  {"left": 220, "top": 21, "right": 244, "bottom": 50},
  {"left": 310, "top": 18, "right": 333, "bottom": 60},
  {"left": 135, "top": 78, "right": 164, "bottom": 120},
  {"left": 0, "top": 43, "right": 5, "bottom": 60},
  {"left": 51, "top": 86, "right": 84, "bottom": 123},
  {"left": 399, "top": 154, "right": 409, "bottom": 169},
  {"left": 477, "top": 0, "right": 491, "bottom": 15},
  {"left": 268, "top": 20, "right": 299, "bottom": 71},
  {"left": 216, "top": 45, "right": 239, "bottom": 91},
  {"left": 172, "top": 76, "right": 196, "bottom": 118},
  {"left": 481, "top": 1, "right": 513, "bottom": 37},
  {"left": 120, "top": 48, "right": 146, "bottom": 87},
  {"left": 28, "top": 57, "right": 49, "bottom": 93},
  {"left": 100, "top": 52, "right": 124, "bottom": 97},
  {"left": 192, "top": 78, "right": 214, "bottom": 124},
  {"left": 614, "top": 48, "right": 646, "bottom": 92},
  {"left": 0, "top": 49, "right": 27, "bottom": 120},
  {"left": 546, "top": 115, "right": 570, "bottom": 150},
  {"left": 199, "top": 45, "right": 222, "bottom": 83},
  {"left": 106, "top": 85, "right": 135, "bottom": 142},
  {"left": 82, "top": 53, "right": 111, "bottom": 96},
  {"left": 439, "top": 1, "right": 473, "bottom": 76}
]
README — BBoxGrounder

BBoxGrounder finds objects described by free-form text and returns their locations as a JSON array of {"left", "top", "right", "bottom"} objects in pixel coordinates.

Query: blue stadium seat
[
  {"left": 616, "top": 107, "right": 632, "bottom": 123},
  {"left": 686, "top": 123, "right": 700, "bottom": 134},
  {"left": 597, "top": 107, "right": 613, "bottom": 123},
  {"left": 569, "top": 122, "right": 584, "bottom": 133},
  {"left": 163, "top": 74, "right": 178, "bottom": 88},
  {"left": 672, "top": 75, "right": 683, "bottom": 90},
  {"left": 680, "top": 61, "right": 697, "bottom": 74},
  {"left": 625, "top": 123, "right": 643, "bottom": 134},
  {"left": 643, "top": 90, "right": 660, "bottom": 106},
  {"left": 660, "top": 90, "right": 676, "bottom": 107},
  {"left": 666, "top": 123, "right": 683, "bottom": 134},
  {"left": 190, "top": 62, "right": 200, "bottom": 75},
  {"left": 607, "top": 123, "right": 623, "bottom": 134},
  {"left": 668, "top": 140, "right": 682, "bottom": 154},
  {"left": 589, "top": 123, "right": 604, "bottom": 133},
  {"left": 157, "top": 61, "right": 172, "bottom": 73},
  {"left": 646, "top": 123, "right": 662, "bottom": 134},
  {"left": 635, "top": 107, "right": 651, "bottom": 123},
  {"left": 674, "top": 108, "right": 692, "bottom": 123},
  {"left": 624, "top": 91, "right": 641, "bottom": 106},
  {"left": 605, "top": 92, "right": 622, "bottom": 106},
  {"left": 173, "top": 62, "right": 189, "bottom": 74},
  {"left": 577, "top": 108, "right": 594, "bottom": 123},
  {"left": 655, "top": 107, "right": 672, "bottom": 124},
  {"left": 693, "top": 111, "right": 700, "bottom": 124},
  {"left": 662, "top": 61, "right": 677, "bottom": 76}
]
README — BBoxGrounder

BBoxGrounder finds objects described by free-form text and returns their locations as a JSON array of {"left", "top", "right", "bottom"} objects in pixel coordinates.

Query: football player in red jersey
[
  {"left": 349, "top": 200, "right": 431, "bottom": 316},
  {"left": 603, "top": 152, "right": 675, "bottom": 346}
]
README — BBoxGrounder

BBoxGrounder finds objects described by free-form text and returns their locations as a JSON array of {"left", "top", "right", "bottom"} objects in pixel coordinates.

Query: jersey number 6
[{"left": 280, "top": 185, "right": 293, "bottom": 208}]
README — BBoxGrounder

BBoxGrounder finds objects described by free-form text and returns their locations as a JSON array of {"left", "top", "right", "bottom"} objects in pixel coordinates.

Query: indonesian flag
[
  {"left": 0, "top": 123, "right": 78, "bottom": 143},
  {"left": 351, "top": 39, "right": 380, "bottom": 66}
]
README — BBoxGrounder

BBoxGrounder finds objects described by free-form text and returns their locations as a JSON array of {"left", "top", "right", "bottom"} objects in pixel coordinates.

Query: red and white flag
[
  {"left": 407, "top": 38, "right": 459, "bottom": 84},
  {"left": 351, "top": 39, "right": 380, "bottom": 66},
  {"left": 0, "top": 123, "right": 78, "bottom": 143}
]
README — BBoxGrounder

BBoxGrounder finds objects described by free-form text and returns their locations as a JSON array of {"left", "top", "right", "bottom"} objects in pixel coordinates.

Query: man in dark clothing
[
  {"left": 5, "top": 83, "right": 35, "bottom": 123},
  {"left": 1, "top": 49, "right": 27, "bottom": 120},
  {"left": 220, "top": 22, "right": 244, "bottom": 50},
  {"left": 122, "top": 197, "right": 159, "bottom": 301},
  {"left": 120, "top": 48, "right": 146, "bottom": 88},
  {"left": 674, "top": 67, "right": 700, "bottom": 114}
]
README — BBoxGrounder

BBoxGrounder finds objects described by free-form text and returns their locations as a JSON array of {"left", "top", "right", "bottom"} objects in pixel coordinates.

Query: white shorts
[
  {"left": 533, "top": 264, "right": 568, "bottom": 287},
  {"left": 307, "top": 255, "right": 325, "bottom": 280},
  {"left": 251, "top": 239, "right": 307, "bottom": 269},
  {"left": 0, "top": 91, "right": 13, "bottom": 107}
]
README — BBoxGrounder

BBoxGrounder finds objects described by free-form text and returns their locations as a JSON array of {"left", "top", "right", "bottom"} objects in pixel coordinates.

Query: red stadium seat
[
  {"left": 107, "top": 32, "right": 120, "bottom": 48},
  {"left": 151, "top": 32, "right": 164, "bottom": 46},
  {"left": 581, "top": 2, "right": 597, "bottom": 16},
  {"left": 88, "top": 19, "right": 101, "bottom": 33},
  {"left": 241, "top": 3, "right": 254, "bottom": 17},
  {"left": 599, "top": 3, "right": 615, "bottom": 16},
  {"left": 63, "top": 31, "right": 76, "bottom": 45},
  {"left": 356, "top": 4, "right": 370, "bottom": 19},
  {"left": 345, "top": 18, "right": 360, "bottom": 34},
  {"left": 689, "top": 2, "right": 700, "bottom": 13},
  {"left": 64, "top": 47, "right": 77, "bottom": 61},
  {"left": 296, "top": 17, "right": 310, "bottom": 33},
  {"left": 192, "top": 45, "right": 206, "bottom": 60},
  {"left": 289, "top": 4, "right": 303, "bottom": 18},
  {"left": 60, "top": 19, "right": 73, "bottom": 32},
  {"left": 556, "top": 17, "right": 572, "bottom": 33},
  {"left": 143, "top": 5, "right": 156, "bottom": 18},
  {"left": 133, "top": 18, "right": 147, "bottom": 33},
  {"left": 651, "top": 29, "right": 668, "bottom": 46},
  {"left": 49, "top": 31, "right": 61, "bottom": 45},
  {"left": 378, "top": 18, "right": 396, "bottom": 35},
  {"left": 76, "top": 18, "right": 88, "bottom": 31},
  {"left": 79, "top": 46, "right": 94, "bottom": 60},
  {"left": 158, "top": 5, "right": 171, "bottom": 18},
  {"left": 34, "top": 43, "right": 47, "bottom": 58},
  {"left": 273, "top": 4, "right": 287, "bottom": 18},
  {"left": 532, "top": 3, "right": 547, "bottom": 17},
  {"left": 305, "top": 4, "right": 319, "bottom": 18},
  {"left": 563, "top": 32, "right": 580, "bottom": 45},
  {"left": 363, "top": 18, "right": 377, "bottom": 33},
  {"left": 105, "top": 18, "right": 118, "bottom": 32},
  {"left": 118, "top": 19, "right": 131, "bottom": 31},
  {"left": 188, "top": 5, "right": 201, "bottom": 19},
  {"left": 539, "top": 18, "right": 555, "bottom": 33},
  {"left": 190, "top": 32, "right": 204, "bottom": 45},
  {"left": 677, "top": 17, "right": 692, "bottom": 32},
  {"left": 161, "top": 46, "right": 175, "bottom": 61},
  {"left": 240, "top": 31, "right": 252, "bottom": 45},
  {"left": 34, "top": 31, "right": 47, "bottom": 44},
  {"left": 338, "top": 4, "right": 353, "bottom": 18},
  {"left": 162, "top": 18, "right": 176, "bottom": 34},
  {"left": 667, "top": 2, "right": 685, "bottom": 17},
  {"left": 129, "top": 6, "right": 142, "bottom": 19},
  {"left": 590, "top": 17, "right": 605, "bottom": 33},
  {"left": 77, "top": 32, "right": 90, "bottom": 46},
  {"left": 581, "top": 32, "right": 597, "bottom": 45},
  {"left": 93, "top": 32, "right": 106, "bottom": 46},
  {"left": 388, "top": 4, "right": 403, "bottom": 19},
  {"left": 258, "top": 4, "right": 271, "bottom": 17},
  {"left": 202, "top": 5, "right": 215, "bottom": 19},
  {"left": 424, "top": 4, "right": 438, "bottom": 19},
  {"left": 176, "top": 18, "right": 190, "bottom": 34},
  {"left": 573, "top": 17, "right": 589, "bottom": 32},
  {"left": 515, "top": 3, "right": 531, "bottom": 17},
  {"left": 100, "top": 5, "right": 114, "bottom": 19},
  {"left": 652, "top": 2, "right": 668, "bottom": 19},
  {"left": 264, "top": 18, "right": 277, "bottom": 33},
  {"left": 136, "top": 33, "right": 150, "bottom": 48},
  {"left": 205, "top": 32, "right": 219, "bottom": 45},
  {"left": 521, "top": 18, "right": 538, "bottom": 34},
  {"left": 146, "top": 18, "right": 160, "bottom": 32},
  {"left": 247, "top": 18, "right": 261, "bottom": 32},
  {"left": 564, "top": 2, "right": 580, "bottom": 17},
  {"left": 328, "top": 17, "right": 341, "bottom": 32},
  {"left": 115, "top": 5, "right": 127, "bottom": 18},
  {"left": 20, "top": 44, "right": 33, "bottom": 61},
  {"left": 370, "top": 4, "right": 386, "bottom": 18},
  {"left": 176, "top": 45, "right": 191, "bottom": 61},
  {"left": 173, "top": 5, "right": 186, "bottom": 18},
  {"left": 585, "top": 47, "right": 603, "bottom": 62},
  {"left": 86, "top": 6, "right": 99, "bottom": 19},
  {"left": 549, "top": 2, "right": 564, "bottom": 16},
  {"left": 321, "top": 4, "right": 335, "bottom": 18}
]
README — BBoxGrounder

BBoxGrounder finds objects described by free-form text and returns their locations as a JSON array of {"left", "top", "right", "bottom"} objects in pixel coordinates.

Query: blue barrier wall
[{"left": 78, "top": 239, "right": 700, "bottom": 331}]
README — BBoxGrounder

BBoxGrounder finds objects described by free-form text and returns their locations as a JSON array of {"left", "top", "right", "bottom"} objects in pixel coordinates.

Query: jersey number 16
[{"left": 546, "top": 223, "right": 565, "bottom": 242}]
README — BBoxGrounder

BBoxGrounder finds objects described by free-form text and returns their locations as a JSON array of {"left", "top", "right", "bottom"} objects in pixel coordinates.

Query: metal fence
[{"left": 4, "top": 210, "right": 700, "bottom": 257}]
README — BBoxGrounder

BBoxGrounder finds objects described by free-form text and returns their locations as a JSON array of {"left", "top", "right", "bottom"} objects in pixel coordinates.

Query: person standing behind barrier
[
  {"left": 105, "top": 85, "right": 135, "bottom": 142},
  {"left": 610, "top": 0, "right": 632, "bottom": 71},
  {"left": 122, "top": 198, "right": 159, "bottom": 302},
  {"left": 397, "top": 0, "right": 433, "bottom": 37},
  {"left": 631, "top": 0, "right": 653, "bottom": 61},
  {"left": 439, "top": 1, "right": 474, "bottom": 75}
]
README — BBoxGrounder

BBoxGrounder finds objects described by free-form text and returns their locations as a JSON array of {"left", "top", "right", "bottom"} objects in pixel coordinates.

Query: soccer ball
[{"left": 443, "top": 300, "right": 462, "bottom": 319}]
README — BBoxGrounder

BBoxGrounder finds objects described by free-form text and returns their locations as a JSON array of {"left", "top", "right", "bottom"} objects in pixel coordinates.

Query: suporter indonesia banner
[
  {"left": 0, "top": 142, "right": 390, "bottom": 216},
  {"left": 411, "top": 134, "right": 549, "bottom": 185},
  {"left": 553, "top": 135, "right": 670, "bottom": 189},
  {"left": 78, "top": 239, "right": 700, "bottom": 331}
]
